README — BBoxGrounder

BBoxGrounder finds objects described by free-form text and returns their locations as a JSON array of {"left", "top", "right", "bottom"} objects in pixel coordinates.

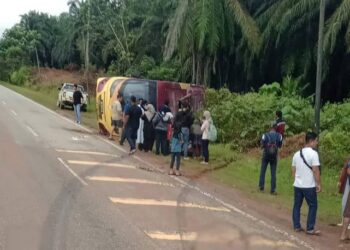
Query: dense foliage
[
  {"left": 0, "top": 0, "right": 350, "bottom": 101},
  {"left": 206, "top": 86, "right": 350, "bottom": 169}
]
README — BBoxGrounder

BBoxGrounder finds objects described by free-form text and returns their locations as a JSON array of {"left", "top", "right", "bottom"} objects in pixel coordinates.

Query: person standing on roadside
[
  {"left": 109, "top": 94, "right": 123, "bottom": 140},
  {"left": 275, "top": 110, "right": 286, "bottom": 138},
  {"left": 124, "top": 96, "right": 142, "bottom": 155},
  {"left": 178, "top": 103, "right": 194, "bottom": 160},
  {"left": 119, "top": 99, "right": 130, "bottom": 146},
  {"left": 142, "top": 104, "right": 156, "bottom": 152},
  {"left": 258, "top": 123, "right": 283, "bottom": 195},
  {"left": 292, "top": 132, "right": 321, "bottom": 235},
  {"left": 73, "top": 84, "right": 84, "bottom": 124},
  {"left": 201, "top": 111, "right": 212, "bottom": 165},
  {"left": 340, "top": 159, "right": 350, "bottom": 241},
  {"left": 169, "top": 121, "right": 183, "bottom": 176}
]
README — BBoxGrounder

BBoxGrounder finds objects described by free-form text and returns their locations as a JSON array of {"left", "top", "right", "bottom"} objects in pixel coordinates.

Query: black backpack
[{"left": 265, "top": 133, "right": 278, "bottom": 156}]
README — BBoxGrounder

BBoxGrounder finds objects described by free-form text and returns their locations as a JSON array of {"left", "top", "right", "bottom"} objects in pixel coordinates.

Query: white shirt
[
  {"left": 292, "top": 147, "right": 320, "bottom": 188},
  {"left": 111, "top": 100, "right": 122, "bottom": 120},
  {"left": 201, "top": 120, "right": 209, "bottom": 140}
]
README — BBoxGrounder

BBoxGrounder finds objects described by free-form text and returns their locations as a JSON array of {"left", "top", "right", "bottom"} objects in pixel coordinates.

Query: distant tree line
[{"left": 0, "top": 0, "right": 349, "bottom": 101}]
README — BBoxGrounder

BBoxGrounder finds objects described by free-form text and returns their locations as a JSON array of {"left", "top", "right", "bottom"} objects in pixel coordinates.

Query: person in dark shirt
[
  {"left": 258, "top": 122, "right": 283, "bottom": 195},
  {"left": 275, "top": 110, "right": 286, "bottom": 138},
  {"left": 73, "top": 84, "right": 84, "bottom": 124},
  {"left": 176, "top": 103, "right": 194, "bottom": 159},
  {"left": 124, "top": 96, "right": 142, "bottom": 155}
]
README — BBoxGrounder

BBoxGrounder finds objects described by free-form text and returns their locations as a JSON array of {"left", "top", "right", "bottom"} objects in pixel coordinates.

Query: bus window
[
  {"left": 122, "top": 80, "right": 147, "bottom": 101},
  {"left": 110, "top": 79, "right": 123, "bottom": 98}
]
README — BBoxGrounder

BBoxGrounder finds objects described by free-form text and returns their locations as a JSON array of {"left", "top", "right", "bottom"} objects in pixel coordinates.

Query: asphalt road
[{"left": 0, "top": 85, "right": 319, "bottom": 250}]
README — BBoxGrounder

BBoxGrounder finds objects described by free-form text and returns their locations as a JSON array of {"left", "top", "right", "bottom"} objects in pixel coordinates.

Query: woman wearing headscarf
[
  {"left": 201, "top": 110, "right": 212, "bottom": 164},
  {"left": 142, "top": 104, "right": 156, "bottom": 152}
]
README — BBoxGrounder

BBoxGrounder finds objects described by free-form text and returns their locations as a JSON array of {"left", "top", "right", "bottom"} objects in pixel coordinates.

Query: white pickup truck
[{"left": 57, "top": 83, "right": 88, "bottom": 111}]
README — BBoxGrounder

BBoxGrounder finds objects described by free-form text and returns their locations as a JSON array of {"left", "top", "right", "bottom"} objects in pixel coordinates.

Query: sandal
[
  {"left": 169, "top": 169, "right": 174, "bottom": 175},
  {"left": 175, "top": 171, "right": 182, "bottom": 176},
  {"left": 294, "top": 228, "right": 304, "bottom": 233},
  {"left": 306, "top": 230, "right": 321, "bottom": 236}
]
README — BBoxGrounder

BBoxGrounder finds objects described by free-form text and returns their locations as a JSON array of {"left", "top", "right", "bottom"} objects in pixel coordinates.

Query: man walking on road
[
  {"left": 123, "top": 96, "right": 142, "bottom": 155},
  {"left": 259, "top": 123, "right": 283, "bottom": 194},
  {"left": 73, "top": 84, "right": 84, "bottom": 124},
  {"left": 292, "top": 132, "right": 321, "bottom": 235}
]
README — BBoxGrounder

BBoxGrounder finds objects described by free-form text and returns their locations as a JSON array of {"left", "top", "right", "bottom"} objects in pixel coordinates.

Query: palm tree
[{"left": 164, "top": 0, "right": 261, "bottom": 86}]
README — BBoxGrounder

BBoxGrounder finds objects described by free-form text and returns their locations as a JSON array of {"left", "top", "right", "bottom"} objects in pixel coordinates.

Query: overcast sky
[{"left": 0, "top": 0, "right": 69, "bottom": 36}]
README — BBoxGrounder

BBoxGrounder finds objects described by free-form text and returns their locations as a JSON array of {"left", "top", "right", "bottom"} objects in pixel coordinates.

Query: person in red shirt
[{"left": 275, "top": 110, "right": 286, "bottom": 138}]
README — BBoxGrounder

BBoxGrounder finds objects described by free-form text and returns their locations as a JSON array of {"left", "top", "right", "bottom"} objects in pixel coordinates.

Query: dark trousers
[
  {"left": 293, "top": 187, "right": 318, "bottom": 231},
  {"left": 258, "top": 153, "right": 277, "bottom": 193},
  {"left": 155, "top": 130, "right": 168, "bottom": 155},
  {"left": 170, "top": 152, "right": 181, "bottom": 170},
  {"left": 202, "top": 139, "right": 209, "bottom": 162},
  {"left": 120, "top": 127, "right": 127, "bottom": 144},
  {"left": 125, "top": 126, "right": 137, "bottom": 150}
]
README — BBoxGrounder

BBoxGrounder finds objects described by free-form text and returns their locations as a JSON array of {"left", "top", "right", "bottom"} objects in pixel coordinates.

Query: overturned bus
[{"left": 96, "top": 77, "right": 205, "bottom": 135}]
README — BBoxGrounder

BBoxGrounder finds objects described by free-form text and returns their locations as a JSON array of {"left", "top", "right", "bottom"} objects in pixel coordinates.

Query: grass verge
[{"left": 208, "top": 143, "right": 341, "bottom": 225}]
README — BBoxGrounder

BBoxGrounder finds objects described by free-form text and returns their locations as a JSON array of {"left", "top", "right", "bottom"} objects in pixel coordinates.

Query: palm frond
[
  {"left": 324, "top": 0, "right": 350, "bottom": 54},
  {"left": 164, "top": 0, "right": 189, "bottom": 60}
]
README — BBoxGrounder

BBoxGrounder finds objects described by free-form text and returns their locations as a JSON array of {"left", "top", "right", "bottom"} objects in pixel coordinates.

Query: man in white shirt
[{"left": 292, "top": 132, "right": 321, "bottom": 235}]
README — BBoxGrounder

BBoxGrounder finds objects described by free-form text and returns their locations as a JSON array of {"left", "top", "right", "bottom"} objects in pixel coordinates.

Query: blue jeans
[
  {"left": 73, "top": 104, "right": 81, "bottom": 123},
  {"left": 292, "top": 187, "right": 318, "bottom": 231},
  {"left": 170, "top": 152, "right": 181, "bottom": 170},
  {"left": 125, "top": 126, "right": 137, "bottom": 151},
  {"left": 259, "top": 153, "right": 277, "bottom": 193},
  {"left": 181, "top": 127, "right": 190, "bottom": 157}
]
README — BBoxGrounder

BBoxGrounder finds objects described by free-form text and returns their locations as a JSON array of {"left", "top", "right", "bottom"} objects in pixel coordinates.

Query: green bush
[
  {"left": 319, "top": 128, "right": 350, "bottom": 169},
  {"left": 10, "top": 66, "right": 31, "bottom": 86},
  {"left": 205, "top": 88, "right": 314, "bottom": 150}
]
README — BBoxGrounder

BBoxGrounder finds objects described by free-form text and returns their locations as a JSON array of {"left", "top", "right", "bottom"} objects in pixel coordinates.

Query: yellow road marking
[
  {"left": 68, "top": 160, "right": 135, "bottom": 169},
  {"left": 146, "top": 231, "right": 197, "bottom": 241},
  {"left": 109, "top": 198, "right": 230, "bottom": 212},
  {"left": 87, "top": 176, "right": 175, "bottom": 187},
  {"left": 56, "top": 149, "right": 119, "bottom": 158},
  {"left": 249, "top": 237, "right": 297, "bottom": 248}
]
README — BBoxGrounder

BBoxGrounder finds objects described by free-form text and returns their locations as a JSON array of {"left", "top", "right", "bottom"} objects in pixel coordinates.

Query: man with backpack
[{"left": 258, "top": 122, "right": 283, "bottom": 195}]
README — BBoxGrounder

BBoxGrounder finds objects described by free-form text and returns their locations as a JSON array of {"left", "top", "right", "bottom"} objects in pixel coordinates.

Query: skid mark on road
[
  {"left": 57, "top": 158, "right": 88, "bottom": 186},
  {"left": 87, "top": 176, "right": 175, "bottom": 187},
  {"left": 109, "top": 197, "right": 230, "bottom": 212},
  {"left": 56, "top": 149, "right": 119, "bottom": 158},
  {"left": 68, "top": 160, "right": 136, "bottom": 169}
]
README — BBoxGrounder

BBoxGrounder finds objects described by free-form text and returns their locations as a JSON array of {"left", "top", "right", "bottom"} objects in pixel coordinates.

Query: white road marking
[
  {"left": 55, "top": 149, "right": 119, "bottom": 158},
  {"left": 109, "top": 198, "right": 230, "bottom": 212},
  {"left": 99, "top": 137, "right": 127, "bottom": 153},
  {"left": 1, "top": 101, "right": 6, "bottom": 105},
  {"left": 10, "top": 110, "right": 17, "bottom": 116},
  {"left": 26, "top": 125, "right": 38, "bottom": 137},
  {"left": 145, "top": 231, "right": 297, "bottom": 247},
  {"left": 57, "top": 158, "right": 88, "bottom": 186},
  {"left": 145, "top": 231, "right": 197, "bottom": 241},
  {"left": 68, "top": 160, "right": 136, "bottom": 169},
  {"left": 87, "top": 176, "right": 175, "bottom": 187}
]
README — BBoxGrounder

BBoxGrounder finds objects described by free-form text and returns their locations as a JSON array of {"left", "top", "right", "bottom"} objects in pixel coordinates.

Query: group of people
[
  {"left": 259, "top": 111, "right": 322, "bottom": 235},
  {"left": 109, "top": 95, "right": 213, "bottom": 175}
]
